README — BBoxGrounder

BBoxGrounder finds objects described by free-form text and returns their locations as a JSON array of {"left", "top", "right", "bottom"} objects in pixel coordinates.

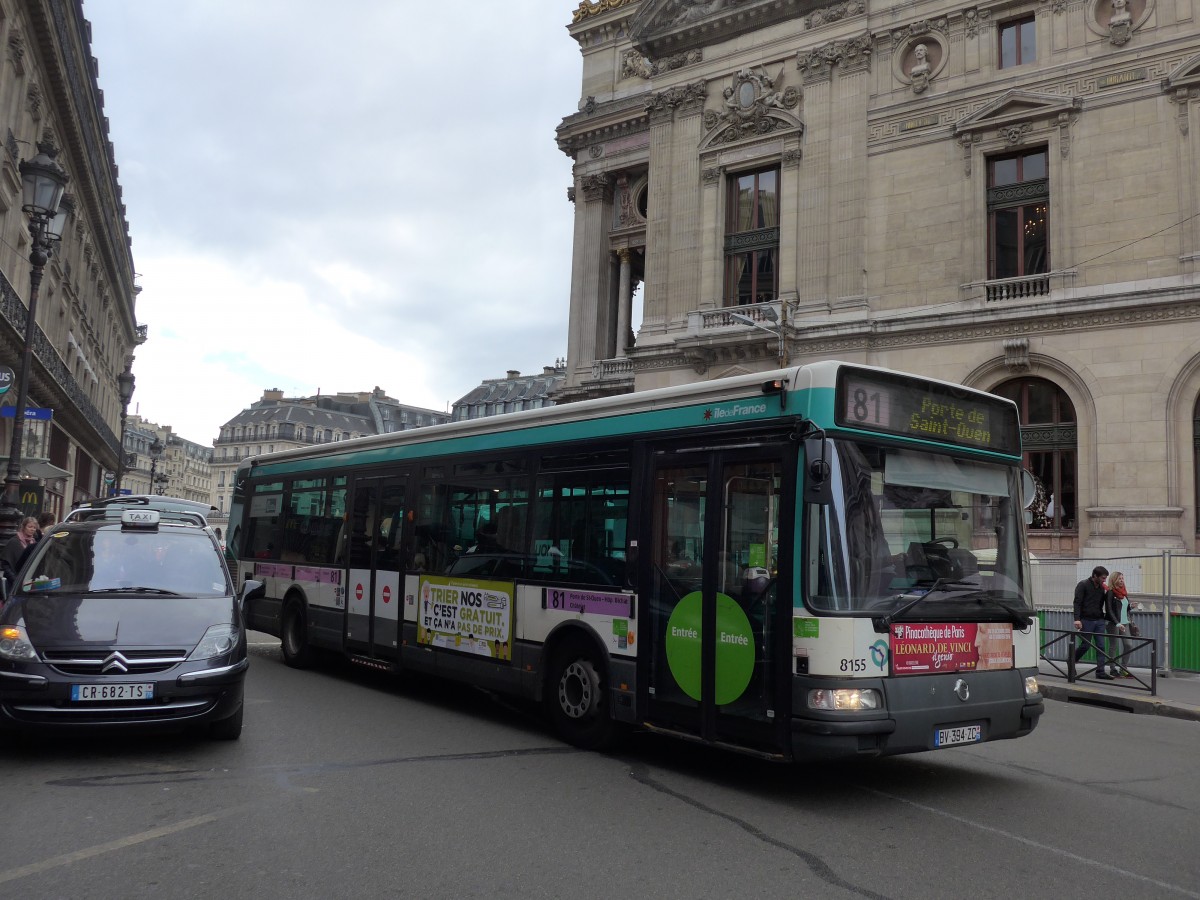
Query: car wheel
[
  {"left": 210, "top": 704, "right": 243, "bottom": 741},
  {"left": 545, "top": 641, "right": 618, "bottom": 751},
  {"left": 281, "top": 602, "right": 314, "bottom": 668}
]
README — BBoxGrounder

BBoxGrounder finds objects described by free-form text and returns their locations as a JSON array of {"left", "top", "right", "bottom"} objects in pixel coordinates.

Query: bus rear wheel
[
  {"left": 546, "top": 642, "right": 617, "bottom": 751},
  {"left": 281, "top": 603, "right": 313, "bottom": 669}
]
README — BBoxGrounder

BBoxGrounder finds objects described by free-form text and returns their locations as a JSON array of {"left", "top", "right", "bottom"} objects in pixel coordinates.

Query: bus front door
[
  {"left": 346, "top": 476, "right": 407, "bottom": 661},
  {"left": 644, "top": 448, "right": 790, "bottom": 755}
]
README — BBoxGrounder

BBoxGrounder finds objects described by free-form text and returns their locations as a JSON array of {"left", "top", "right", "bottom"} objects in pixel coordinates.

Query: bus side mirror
[
  {"left": 805, "top": 438, "right": 833, "bottom": 505},
  {"left": 1021, "top": 470, "right": 1037, "bottom": 510}
]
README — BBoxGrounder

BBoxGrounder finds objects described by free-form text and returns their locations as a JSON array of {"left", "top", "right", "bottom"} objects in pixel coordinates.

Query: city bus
[{"left": 229, "top": 361, "right": 1043, "bottom": 761}]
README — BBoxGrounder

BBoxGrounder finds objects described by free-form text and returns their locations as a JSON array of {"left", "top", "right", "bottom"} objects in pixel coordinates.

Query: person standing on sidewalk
[
  {"left": 1073, "top": 565, "right": 1117, "bottom": 679},
  {"left": 1107, "top": 571, "right": 1136, "bottom": 677}
]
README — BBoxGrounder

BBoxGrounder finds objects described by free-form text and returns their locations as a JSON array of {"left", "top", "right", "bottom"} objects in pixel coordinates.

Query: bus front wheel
[
  {"left": 281, "top": 602, "right": 314, "bottom": 669},
  {"left": 545, "top": 642, "right": 617, "bottom": 751}
]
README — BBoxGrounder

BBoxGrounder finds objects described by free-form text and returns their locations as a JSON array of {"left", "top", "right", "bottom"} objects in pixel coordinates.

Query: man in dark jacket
[{"left": 1073, "top": 565, "right": 1116, "bottom": 679}]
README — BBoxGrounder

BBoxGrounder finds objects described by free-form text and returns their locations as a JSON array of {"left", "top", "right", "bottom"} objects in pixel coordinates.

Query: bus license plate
[
  {"left": 935, "top": 724, "right": 982, "bottom": 747},
  {"left": 71, "top": 683, "right": 154, "bottom": 701}
]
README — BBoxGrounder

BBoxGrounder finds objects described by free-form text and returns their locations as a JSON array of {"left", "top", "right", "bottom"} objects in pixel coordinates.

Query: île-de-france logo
[{"left": 703, "top": 409, "right": 714, "bottom": 421}]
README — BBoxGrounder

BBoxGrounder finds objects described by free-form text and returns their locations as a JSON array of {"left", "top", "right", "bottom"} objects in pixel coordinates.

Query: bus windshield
[{"left": 806, "top": 439, "right": 1030, "bottom": 617}]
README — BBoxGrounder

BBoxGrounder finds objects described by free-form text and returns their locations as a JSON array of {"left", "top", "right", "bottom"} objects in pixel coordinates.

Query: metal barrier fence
[
  {"left": 1040, "top": 626, "right": 1159, "bottom": 694},
  {"left": 1031, "top": 553, "right": 1200, "bottom": 675}
]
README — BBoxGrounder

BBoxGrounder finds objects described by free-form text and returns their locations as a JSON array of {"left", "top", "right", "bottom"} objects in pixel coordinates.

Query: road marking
[
  {"left": 862, "top": 787, "right": 1200, "bottom": 899},
  {"left": 0, "top": 809, "right": 237, "bottom": 886}
]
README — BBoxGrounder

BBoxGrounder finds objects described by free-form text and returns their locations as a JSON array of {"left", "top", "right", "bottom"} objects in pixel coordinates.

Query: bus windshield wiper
[
  {"left": 876, "top": 578, "right": 947, "bottom": 630},
  {"left": 973, "top": 591, "right": 1035, "bottom": 628}
]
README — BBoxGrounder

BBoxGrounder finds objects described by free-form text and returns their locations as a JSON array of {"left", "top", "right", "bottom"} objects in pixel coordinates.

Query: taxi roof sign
[{"left": 121, "top": 509, "right": 160, "bottom": 527}]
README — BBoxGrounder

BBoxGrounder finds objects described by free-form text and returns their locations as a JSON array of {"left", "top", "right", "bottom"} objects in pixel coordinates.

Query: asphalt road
[{"left": 2, "top": 636, "right": 1198, "bottom": 900}]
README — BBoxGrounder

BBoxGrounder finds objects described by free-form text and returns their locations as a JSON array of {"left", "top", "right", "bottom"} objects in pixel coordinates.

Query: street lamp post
[
  {"left": 147, "top": 437, "right": 164, "bottom": 497},
  {"left": 113, "top": 362, "right": 136, "bottom": 496},
  {"left": 0, "top": 140, "right": 70, "bottom": 536},
  {"left": 729, "top": 303, "right": 789, "bottom": 368}
]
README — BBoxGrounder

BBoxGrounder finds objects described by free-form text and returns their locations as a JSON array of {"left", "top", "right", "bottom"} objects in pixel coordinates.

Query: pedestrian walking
[
  {"left": 1073, "top": 565, "right": 1117, "bottom": 679},
  {"left": 1107, "top": 571, "right": 1136, "bottom": 677},
  {"left": 1, "top": 516, "right": 39, "bottom": 599}
]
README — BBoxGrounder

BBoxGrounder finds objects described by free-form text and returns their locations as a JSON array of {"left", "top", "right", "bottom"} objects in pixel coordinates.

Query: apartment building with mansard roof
[
  {"left": 557, "top": 0, "right": 1200, "bottom": 556},
  {"left": 209, "top": 388, "right": 449, "bottom": 525}
]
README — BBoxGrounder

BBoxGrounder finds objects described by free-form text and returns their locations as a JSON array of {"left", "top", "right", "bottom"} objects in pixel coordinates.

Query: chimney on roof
[
  {"left": 263, "top": 389, "right": 283, "bottom": 401},
  {"left": 507, "top": 370, "right": 520, "bottom": 379}
]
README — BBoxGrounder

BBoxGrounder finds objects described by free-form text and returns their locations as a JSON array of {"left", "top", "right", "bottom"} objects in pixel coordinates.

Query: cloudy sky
[{"left": 84, "top": 0, "right": 582, "bottom": 443}]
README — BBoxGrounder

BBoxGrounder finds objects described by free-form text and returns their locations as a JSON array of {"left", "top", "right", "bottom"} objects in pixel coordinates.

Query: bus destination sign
[{"left": 835, "top": 367, "right": 1020, "bottom": 454}]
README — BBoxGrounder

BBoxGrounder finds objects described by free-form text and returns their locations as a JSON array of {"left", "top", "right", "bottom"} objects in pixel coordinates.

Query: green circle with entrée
[{"left": 665, "top": 591, "right": 756, "bottom": 705}]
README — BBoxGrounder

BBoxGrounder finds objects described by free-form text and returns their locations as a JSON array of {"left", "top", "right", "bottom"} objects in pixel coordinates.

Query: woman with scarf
[
  {"left": 1, "top": 516, "right": 38, "bottom": 599},
  {"left": 1107, "top": 571, "right": 1136, "bottom": 678}
]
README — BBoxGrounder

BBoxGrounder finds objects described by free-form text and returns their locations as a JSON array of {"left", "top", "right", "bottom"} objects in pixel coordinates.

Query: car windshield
[
  {"left": 805, "top": 439, "right": 1031, "bottom": 617},
  {"left": 18, "top": 528, "right": 230, "bottom": 597}
]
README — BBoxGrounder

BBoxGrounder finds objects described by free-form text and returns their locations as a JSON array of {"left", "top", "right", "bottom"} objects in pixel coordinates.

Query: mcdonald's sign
[{"left": 19, "top": 485, "right": 43, "bottom": 518}]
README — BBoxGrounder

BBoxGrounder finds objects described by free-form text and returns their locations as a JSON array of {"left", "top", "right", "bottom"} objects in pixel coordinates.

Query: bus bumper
[{"left": 788, "top": 667, "right": 1043, "bottom": 761}]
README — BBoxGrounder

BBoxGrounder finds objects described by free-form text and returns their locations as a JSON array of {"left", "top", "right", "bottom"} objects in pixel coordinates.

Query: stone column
[
  {"left": 796, "top": 46, "right": 834, "bottom": 305},
  {"left": 563, "top": 172, "right": 615, "bottom": 387},
  {"left": 642, "top": 82, "right": 706, "bottom": 336},
  {"left": 616, "top": 249, "right": 633, "bottom": 357},
  {"left": 827, "top": 35, "right": 872, "bottom": 304},
  {"left": 668, "top": 85, "right": 706, "bottom": 324}
]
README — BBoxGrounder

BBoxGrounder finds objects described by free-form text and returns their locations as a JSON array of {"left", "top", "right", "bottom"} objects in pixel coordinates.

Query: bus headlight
[
  {"left": 808, "top": 688, "right": 881, "bottom": 711},
  {"left": 1024, "top": 675, "right": 1040, "bottom": 697}
]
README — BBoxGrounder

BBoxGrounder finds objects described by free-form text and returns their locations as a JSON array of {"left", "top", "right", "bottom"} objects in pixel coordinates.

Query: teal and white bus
[{"left": 230, "top": 362, "right": 1043, "bottom": 761}]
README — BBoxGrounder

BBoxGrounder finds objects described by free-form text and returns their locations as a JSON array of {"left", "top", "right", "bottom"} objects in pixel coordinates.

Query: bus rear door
[
  {"left": 642, "top": 441, "right": 794, "bottom": 756},
  {"left": 346, "top": 476, "right": 408, "bottom": 661}
]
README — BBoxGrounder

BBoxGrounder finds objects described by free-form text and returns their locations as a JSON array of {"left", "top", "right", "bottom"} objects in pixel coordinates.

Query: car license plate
[
  {"left": 935, "top": 724, "right": 982, "bottom": 747},
  {"left": 71, "top": 683, "right": 154, "bottom": 701}
]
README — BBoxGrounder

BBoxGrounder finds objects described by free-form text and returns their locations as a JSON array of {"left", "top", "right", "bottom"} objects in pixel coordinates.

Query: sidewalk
[{"left": 1037, "top": 660, "right": 1200, "bottom": 722}]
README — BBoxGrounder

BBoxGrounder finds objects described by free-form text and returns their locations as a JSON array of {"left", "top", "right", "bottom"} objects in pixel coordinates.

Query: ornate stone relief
[
  {"left": 645, "top": 80, "right": 708, "bottom": 123},
  {"left": 580, "top": 173, "right": 612, "bottom": 202},
  {"left": 796, "top": 33, "right": 872, "bottom": 84},
  {"left": 621, "top": 47, "right": 703, "bottom": 80},
  {"left": 893, "top": 24, "right": 948, "bottom": 96},
  {"left": 963, "top": 8, "right": 992, "bottom": 38},
  {"left": 1085, "top": 0, "right": 1153, "bottom": 46},
  {"left": 1164, "top": 53, "right": 1200, "bottom": 136},
  {"left": 954, "top": 90, "right": 1083, "bottom": 175},
  {"left": 805, "top": 1, "right": 865, "bottom": 29},
  {"left": 26, "top": 82, "right": 43, "bottom": 121},
  {"left": 7, "top": 27, "right": 26, "bottom": 75},
  {"left": 669, "top": 0, "right": 751, "bottom": 27},
  {"left": 614, "top": 174, "right": 648, "bottom": 227},
  {"left": 572, "top": 0, "right": 638, "bottom": 24},
  {"left": 1003, "top": 338, "right": 1031, "bottom": 371},
  {"left": 702, "top": 66, "right": 800, "bottom": 143}
]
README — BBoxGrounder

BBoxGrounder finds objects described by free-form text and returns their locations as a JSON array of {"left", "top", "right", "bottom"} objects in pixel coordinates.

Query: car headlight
[
  {"left": 189, "top": 625, "right": 240, "bottom": 661},
  {"left": 1024, "top": 675, "right": 1040, "bottom": 697},
  {"left": 0, "top": 625, "right": 38, "bottom": 662},
  {"left": 808, "top": 687, "right": 882, "bottom": 711}
]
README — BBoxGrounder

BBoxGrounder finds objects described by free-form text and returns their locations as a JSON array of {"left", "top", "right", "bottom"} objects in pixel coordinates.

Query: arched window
[
  {"left": 993, "top": 377, "right": 1077, "bottom": 529},
  {"left": 1193, "top": 396, "right": 1200, "bottom": 534}
]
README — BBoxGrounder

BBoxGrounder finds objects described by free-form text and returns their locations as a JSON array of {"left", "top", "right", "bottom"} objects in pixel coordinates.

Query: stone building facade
[
  {"left": 557, "top": 0, "right": 1200, "bottom": 556},
  {"left": 0, "top": 0, "right": 140, "bottom": 521},
  {"left": 119, "top": 414, "right": 212, "bottom": 505}
]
